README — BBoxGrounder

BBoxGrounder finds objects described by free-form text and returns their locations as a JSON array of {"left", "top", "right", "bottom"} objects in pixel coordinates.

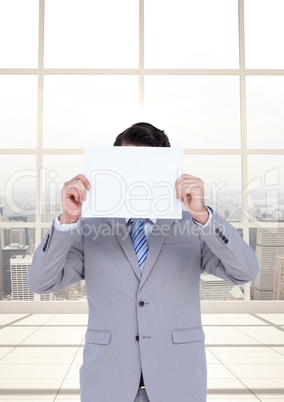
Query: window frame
[{"left": 0, "top": 0, "right": 284, "bottom": 310}]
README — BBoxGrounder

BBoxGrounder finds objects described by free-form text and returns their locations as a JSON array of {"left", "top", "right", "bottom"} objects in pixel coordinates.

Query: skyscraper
[
  {"left": 200, "top": 273, "right": 236, "bottom": 301},
  {"left": 253, "top": 228, "right": 284, "bottom": 300},
  {"left": 10, "top": 255, "right": 34, "bottom": 301},
  {"left": 4, "top": 216, "right": 34, "bottom": 248},
  {"left": 2, "top": 244, "right": 30, "bottom": 297},
  {"left": 1, "top": 218, "right": 35, "bottom": 298},
  {"left": 0, "top": 206, "right": 3, "bottom": 297},
  {"left": 274, "top": 255, "right": 284, "bottom": 300}
]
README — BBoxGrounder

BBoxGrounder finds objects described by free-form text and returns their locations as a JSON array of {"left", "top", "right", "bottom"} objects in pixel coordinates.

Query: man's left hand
[{"left": 175, "top": 174, "right": 209, "bottom": 225}]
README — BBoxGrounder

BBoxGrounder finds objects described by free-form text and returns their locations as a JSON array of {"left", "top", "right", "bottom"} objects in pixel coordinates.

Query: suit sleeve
[
  {"left": 197, "top": 212, "right": 260, "bottom": 285},
  {"left": 27, "top": 220, "right": 84, "bottom": 294}
]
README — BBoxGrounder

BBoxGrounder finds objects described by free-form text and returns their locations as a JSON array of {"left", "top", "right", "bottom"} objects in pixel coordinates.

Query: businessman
[{"left": 28, "top": 122, "right": 260, "bottom": 402}]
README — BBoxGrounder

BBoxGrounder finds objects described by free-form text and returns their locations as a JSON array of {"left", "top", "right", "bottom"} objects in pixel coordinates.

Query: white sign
[{"left": 83, "top": 146, "right": 183, "bottom": 219}]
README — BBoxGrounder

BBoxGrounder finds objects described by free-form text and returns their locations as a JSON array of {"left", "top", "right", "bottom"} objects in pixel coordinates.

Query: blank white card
[{"left": 83, "top": 146, "right": 183, "bottom": 219}]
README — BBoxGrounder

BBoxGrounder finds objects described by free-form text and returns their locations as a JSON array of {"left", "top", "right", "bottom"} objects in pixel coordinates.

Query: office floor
[{"left": 0, "top": 314, "right": 283, "bottom": 401}]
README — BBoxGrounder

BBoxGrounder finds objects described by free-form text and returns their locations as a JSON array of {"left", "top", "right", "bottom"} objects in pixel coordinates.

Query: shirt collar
[{"left": 125, "top": 218, "right": 157, "bottom": 225}]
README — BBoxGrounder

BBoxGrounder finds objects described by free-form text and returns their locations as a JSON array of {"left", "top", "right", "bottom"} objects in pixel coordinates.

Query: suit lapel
[
  {"left": 139, "top": 219, "right": 175, "bottom": 289},
  {"left": 109, "top": 217, "right": 175, "bottom": 285},
  {"left": 108, "top": 218, "right": 141, "bottom": 281}
]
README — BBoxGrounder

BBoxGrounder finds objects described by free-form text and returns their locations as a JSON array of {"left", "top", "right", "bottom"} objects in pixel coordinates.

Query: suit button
[
  {"left": 138, "top": 300, "right": 145, "bottom": 307},
  {"left": 224, "top": 238, "right": 228, "bottom": 244},
  {"left": 215, "top": 228, "right": 220, "bottom": 234},
  {"left": 135, "top": 335, "right": 139, "bottom": 341}
]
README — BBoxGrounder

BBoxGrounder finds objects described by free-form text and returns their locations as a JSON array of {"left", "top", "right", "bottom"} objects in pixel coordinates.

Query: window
[{"left": 0, "top": 0, "right": 283, "bottom": 304}]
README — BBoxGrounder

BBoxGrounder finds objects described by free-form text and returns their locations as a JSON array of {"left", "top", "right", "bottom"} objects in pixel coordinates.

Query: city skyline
[
  {"left": 1, "top": 206, "right": 283, "bottom": 302},
  {"left": 1, "top": 185, "right": 284, "bottom": 224}
]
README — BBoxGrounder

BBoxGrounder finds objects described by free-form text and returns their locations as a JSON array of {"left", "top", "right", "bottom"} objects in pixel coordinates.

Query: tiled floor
[{"left": 0, "top": 313, "right": 284, "bottom": 401}]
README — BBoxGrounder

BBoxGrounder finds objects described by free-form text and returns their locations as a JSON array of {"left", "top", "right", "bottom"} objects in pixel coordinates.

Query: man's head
[{"left": 113, "top": 122, "right": 171, "bottom": 147}]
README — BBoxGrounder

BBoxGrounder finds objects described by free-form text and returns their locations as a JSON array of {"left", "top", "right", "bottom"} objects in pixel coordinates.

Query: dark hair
[{"left": 113, "top": 122, "right": 171, "bottom": 147}]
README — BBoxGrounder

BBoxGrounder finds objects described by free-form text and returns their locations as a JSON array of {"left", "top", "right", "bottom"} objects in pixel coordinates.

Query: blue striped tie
[{"left": 129, "top": 218, "right": 149, "bottom": 275}]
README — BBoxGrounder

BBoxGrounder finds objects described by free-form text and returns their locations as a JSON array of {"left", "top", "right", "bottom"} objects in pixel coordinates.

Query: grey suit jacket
[{"left": 27, "top": 211, "right": 260, "bottom": 402}]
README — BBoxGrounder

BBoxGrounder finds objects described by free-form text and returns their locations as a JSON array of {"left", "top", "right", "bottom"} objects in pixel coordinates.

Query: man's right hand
[{"left": 59, "top": 174, "right": 91, "bottom": 224}]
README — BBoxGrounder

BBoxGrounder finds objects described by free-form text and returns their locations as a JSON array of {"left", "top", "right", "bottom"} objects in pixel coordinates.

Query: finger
[
  {"left": 175, "top": 175, "right": 185, "bottom": 190},
  {"left": 178, "top": 181, "right": 203, "bottom": 203},
  {"left": 66, "top": 187, "right": 81, "bottom": 203},
  {"left": 175, "top": 176, "right": 185, "bottom": 199},
  {"left": 74, "top": 181, "right": 87, "bottom": 203},
  {"left": 176, "top": 177, "right": 187, "bottom": 200},
  {"left": 181, "top": 183, "right": 203, "bottom": 201},
  {"left": 180, "top": 185, "right": 196, "bottom": 202},
  {"left": 68, "top": 174, "right": 91, "bottom": 190},
  {"left": 64, "top": 181, "right": 87, "bottom": 203},
  {"left": 176, "top": 178, "right": 193, "bottom": 200},
  {"left": 175, "top": 175, "right": 198, "bottom": 198},
  {"left": 75, "top": 174, "right": 91, "bottom": 190},
  {"left": 175, "top": 174, "right": 198, "bottom": 187}
]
